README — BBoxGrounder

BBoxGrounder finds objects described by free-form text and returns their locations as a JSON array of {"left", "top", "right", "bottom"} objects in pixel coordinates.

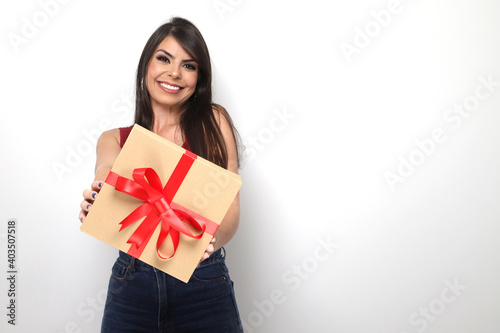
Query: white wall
[{"left": 1, "top": 0, "right": 500, "bottom": 332}]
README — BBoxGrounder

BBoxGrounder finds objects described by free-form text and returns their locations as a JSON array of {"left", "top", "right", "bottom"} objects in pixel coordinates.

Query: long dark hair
[{"left": 134, "top": 17, "right": 239, "bottom": 169}]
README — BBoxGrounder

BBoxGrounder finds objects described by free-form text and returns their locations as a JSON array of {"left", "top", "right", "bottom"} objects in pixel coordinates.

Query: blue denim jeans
[{"left": 100, "top": 249, "right": 243, "bottom": 332}]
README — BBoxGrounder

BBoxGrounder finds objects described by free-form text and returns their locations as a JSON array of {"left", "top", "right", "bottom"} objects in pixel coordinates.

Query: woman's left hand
[{"left": 199, "top": 236, "right": 216, "bottom": 264}]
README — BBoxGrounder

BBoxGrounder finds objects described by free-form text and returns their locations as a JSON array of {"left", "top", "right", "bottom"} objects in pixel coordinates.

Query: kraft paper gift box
[{"left": 81, "top": 124, "right": 241, "bottom": 283}]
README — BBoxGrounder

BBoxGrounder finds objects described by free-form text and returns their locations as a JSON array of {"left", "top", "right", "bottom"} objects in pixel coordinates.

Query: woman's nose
[{"left": 169, "top": 67, "right": 180, "bottom": 79}]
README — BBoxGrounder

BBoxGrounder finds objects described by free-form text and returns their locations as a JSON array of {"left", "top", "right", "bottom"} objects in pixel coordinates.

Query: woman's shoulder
[
  {"left": 100, "top": 128, "right": 121, "bottom": 138},
  {"left": 211, "top": 104, "right": 239, "bottom": 171},
  {"left": 211, "top": 103, "right": 227, "bottom": 114},
  {"left": 97, "top": 128, "right": 122, "bottom": 147},
  {"left": 211, "top": 104, "right": 237, "bottom": 141},
  {"left": 211, "top": 103, "right": 232, "bottom": 125}
]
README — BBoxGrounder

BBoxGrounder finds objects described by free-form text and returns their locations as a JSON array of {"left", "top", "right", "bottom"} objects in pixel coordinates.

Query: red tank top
[{"left": 119, "top": 126, "right": 190, "bottom": 150}]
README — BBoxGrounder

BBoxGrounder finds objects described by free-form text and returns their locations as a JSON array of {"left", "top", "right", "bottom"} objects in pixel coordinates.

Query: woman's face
[{"left": 146, "top": 35, "right": 198, "bottom": 111}]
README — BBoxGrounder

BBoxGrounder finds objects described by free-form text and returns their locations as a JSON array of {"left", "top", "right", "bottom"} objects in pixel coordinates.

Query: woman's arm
[
  {"left": 210, "top": 107, "right": 241, "bottom": 253},
  {"left": 79, "top": 129, "right": 121, "bottom": 222},
  {"left": 94, "top": 129, "right": 122, "bottom": 181}
]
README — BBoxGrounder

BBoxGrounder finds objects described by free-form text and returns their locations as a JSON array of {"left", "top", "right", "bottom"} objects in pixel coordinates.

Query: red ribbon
[{"left": 105, "top": 151, "right": 218, "bottom": 259}]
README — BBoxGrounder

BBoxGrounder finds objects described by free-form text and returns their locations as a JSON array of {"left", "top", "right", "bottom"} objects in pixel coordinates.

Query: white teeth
[{"left": 160, "top": 83, "right": 181, "bottom": 91}]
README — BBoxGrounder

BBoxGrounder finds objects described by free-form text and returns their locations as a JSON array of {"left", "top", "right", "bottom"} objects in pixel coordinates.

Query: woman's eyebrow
[{"left": 156, "top": 49, "right": 197, "bottom": 63}]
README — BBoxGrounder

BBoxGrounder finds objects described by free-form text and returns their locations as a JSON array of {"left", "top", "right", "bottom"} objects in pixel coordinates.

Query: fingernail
[
  {"left": 98, "top": 182, "right": 103, "bottom": 188},
  {"left": 86, "top": 204, "right": 91, "bottom": 209},
  {"left": 92, "top": 192, "right": 97, "bottom": 199}
]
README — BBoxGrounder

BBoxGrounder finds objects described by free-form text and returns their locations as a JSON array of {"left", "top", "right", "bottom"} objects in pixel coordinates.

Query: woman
[{"left": 79, "top": 17, "right": 243, "bottom": 332}]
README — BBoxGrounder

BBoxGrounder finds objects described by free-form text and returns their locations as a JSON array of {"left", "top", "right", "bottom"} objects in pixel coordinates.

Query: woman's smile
[{"left": 157, "top": 81, "right": 184, "bottom": 93}]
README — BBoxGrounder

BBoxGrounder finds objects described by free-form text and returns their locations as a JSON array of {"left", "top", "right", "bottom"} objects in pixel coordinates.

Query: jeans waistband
[{"left": 118, "top": 248, "right": 225, "bottom": 269}]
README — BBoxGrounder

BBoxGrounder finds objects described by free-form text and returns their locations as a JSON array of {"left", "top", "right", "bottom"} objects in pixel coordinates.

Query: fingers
[
  {"left": 198, "top": 237, "right": 217, "bottom": 265},
  {"left": 79, "top": 181, "right": 104, "bottom": 223},
  {"left": 91, "top": 180, "right": 104, "bottom": 192},
  {"left": 205, "top": 243, "right": 215, "bottom": 255},
  {"left": 80, "top": 199, "right": 93, "bottom": 212},
  {"left": 79, "top": 199, "right": 93, "bottom": 223},
  {"left": 83, "top": 181, "right": 103, "bottom": 201},
  {"left": 200, "top": 252, "right": 210, "bottom": 262},
  {"left": 205, "top": 236, "right": 215, "bottom": 255},
  {"left": 78, "top": 210, "right": 86, "bottom": 223}
]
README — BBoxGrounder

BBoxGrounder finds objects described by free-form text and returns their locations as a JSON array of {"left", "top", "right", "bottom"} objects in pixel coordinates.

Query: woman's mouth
[{"left": 157, "top": 81, "right": 183, "bottom": 93}]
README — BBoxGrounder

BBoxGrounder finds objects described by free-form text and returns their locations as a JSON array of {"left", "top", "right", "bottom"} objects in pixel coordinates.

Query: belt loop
[
  {"left": 128, "top": 256, "right": 136, "bottom": 273},
  {"left": 221, "top": 246, "right": 226, "bottom": 259}
]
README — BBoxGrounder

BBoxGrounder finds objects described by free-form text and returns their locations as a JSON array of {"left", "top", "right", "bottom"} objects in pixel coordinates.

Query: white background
[{"left": 1, "top": 0, "right": 500, "bottom": 332}]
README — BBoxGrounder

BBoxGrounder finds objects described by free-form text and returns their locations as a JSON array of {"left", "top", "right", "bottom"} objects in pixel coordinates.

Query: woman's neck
[{"left": 151, "top": 104, "right": 185, "bottom": 145}]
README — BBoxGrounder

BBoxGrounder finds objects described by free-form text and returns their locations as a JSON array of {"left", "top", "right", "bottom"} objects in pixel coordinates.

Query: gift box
[{"left": 81, "top": 124, "right": 241, "bottom": 282}]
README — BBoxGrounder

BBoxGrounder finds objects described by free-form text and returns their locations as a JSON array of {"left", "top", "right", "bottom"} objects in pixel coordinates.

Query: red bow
[{"left": 105, "top": 152, "right": 217, "bottom": 259}]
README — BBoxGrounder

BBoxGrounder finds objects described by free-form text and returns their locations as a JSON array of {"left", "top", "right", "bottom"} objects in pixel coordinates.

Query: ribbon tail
[
  {"left": 126, "top": 212, "right": 160, "bottom": 258},
  {"left": 119, "top": 204, "right": 152, "bottom": 231}
]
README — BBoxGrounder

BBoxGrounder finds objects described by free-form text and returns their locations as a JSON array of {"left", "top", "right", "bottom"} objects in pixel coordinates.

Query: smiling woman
[
  {"left": 78, "top": 17, "right": 243, "bottom": 333},
  {"left": 133, "top": 17, "right": 237, "bottom": 169}
]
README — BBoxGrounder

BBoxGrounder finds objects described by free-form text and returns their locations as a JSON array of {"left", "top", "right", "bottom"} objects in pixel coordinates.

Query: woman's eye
[
  {"left": 183, "top": 63, "right": 197, "bottom": 71},
  {"left": 156, "top": 55, "right": 169, "bottom": 63}
]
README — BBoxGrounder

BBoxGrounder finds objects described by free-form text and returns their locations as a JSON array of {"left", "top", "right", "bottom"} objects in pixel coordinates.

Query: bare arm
[
  {"left": 94, "top": 129, "right": 121, "bottom": 180},
  {"left": 202, "top": 107, "right": 241, "bottom": 259},
  {"left": 79, "top": 129, "right": 121, "bottom": 222}
]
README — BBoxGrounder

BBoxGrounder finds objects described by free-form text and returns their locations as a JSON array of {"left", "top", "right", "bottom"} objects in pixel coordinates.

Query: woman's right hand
[{"left": 79, "top": 180, "right": 104, "bottom": 223}]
